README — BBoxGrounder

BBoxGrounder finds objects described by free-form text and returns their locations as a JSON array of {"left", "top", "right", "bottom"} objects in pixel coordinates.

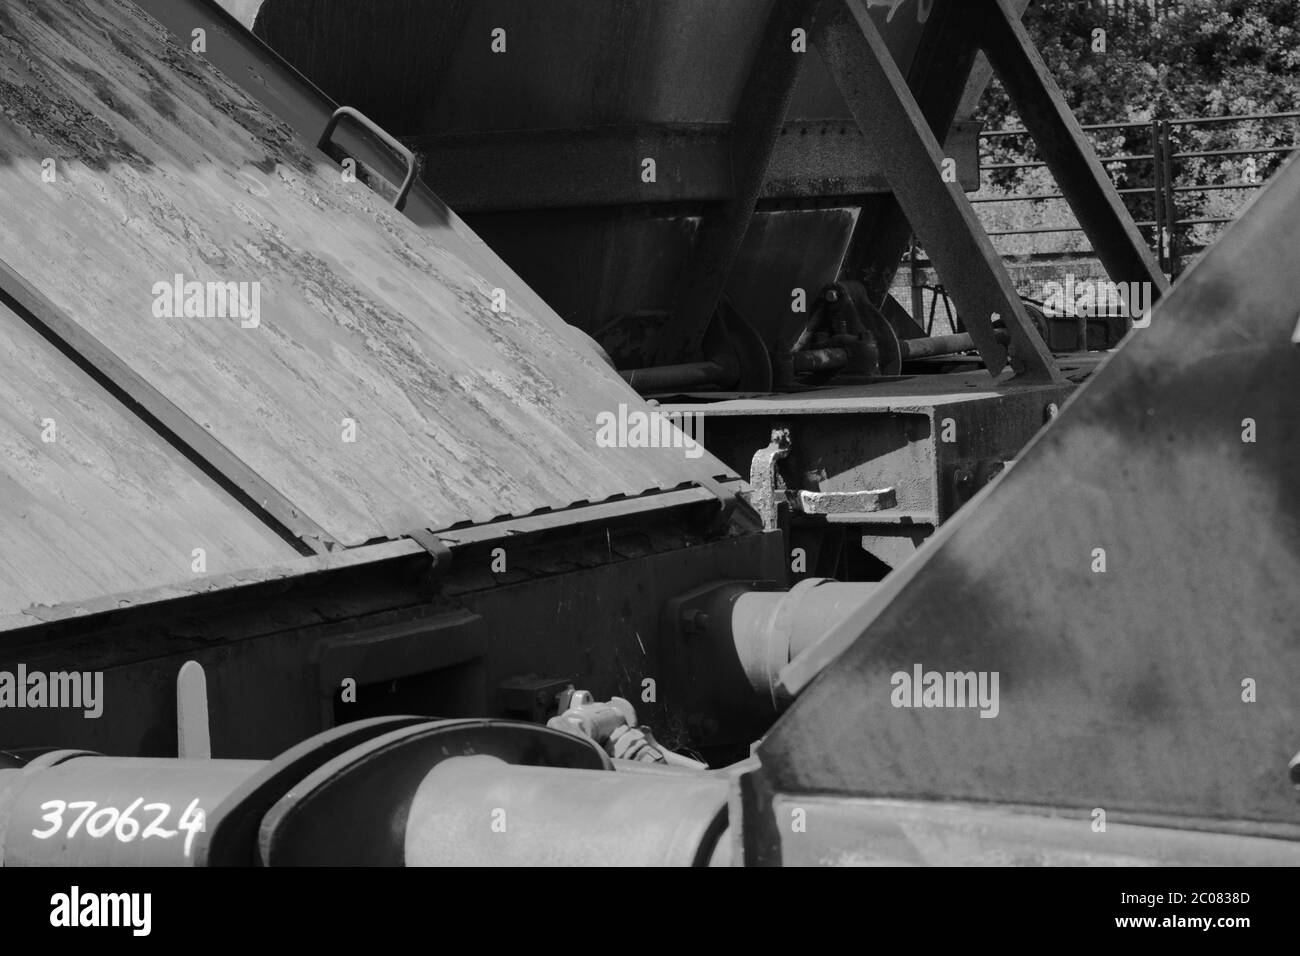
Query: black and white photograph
[{"left": 0, "top": 0, "right": 1295, "bottom": 930}]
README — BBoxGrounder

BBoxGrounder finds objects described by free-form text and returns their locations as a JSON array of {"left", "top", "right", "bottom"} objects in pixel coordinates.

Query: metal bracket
[
  {"left": 748, "top": 428, "right": 792, "bottom": 532},
  {"left": 407, "top": 528, "right": 453, "bottom": 588},
  {"left": 319, "top": 106, "right": 419, "bottom": 211},
  {"left": 747, "top": 427, "right": 897, "bottom": 529},
  {"left": 696, "top": 474, "right": 745, "bottom": 535}
]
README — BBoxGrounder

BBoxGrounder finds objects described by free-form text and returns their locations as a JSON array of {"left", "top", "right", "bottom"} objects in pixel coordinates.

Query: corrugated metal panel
[
  {"left": 0, "top": 0, "right": 731, "bottom": 550},
  {"left": 0, "top": 300, "right": 297, "bottom": 616}
]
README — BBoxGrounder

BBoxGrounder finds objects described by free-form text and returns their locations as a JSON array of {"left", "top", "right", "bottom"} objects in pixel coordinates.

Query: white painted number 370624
[{"left": 31, "top": 798, "right": 206, "bottom": 857}]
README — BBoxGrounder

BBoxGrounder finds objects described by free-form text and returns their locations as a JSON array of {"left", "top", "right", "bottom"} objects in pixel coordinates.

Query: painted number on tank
[{"left": 30, "top": 798, "right": 206, "bottom": 856}]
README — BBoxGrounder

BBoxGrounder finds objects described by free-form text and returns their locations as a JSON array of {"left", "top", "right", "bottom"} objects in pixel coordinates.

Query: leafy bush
[{"left": 976, "top": 0, "right": 1300, "bottom": 261}]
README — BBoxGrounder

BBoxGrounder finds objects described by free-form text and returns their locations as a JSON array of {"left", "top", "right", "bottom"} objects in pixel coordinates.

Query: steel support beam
[
  {"left": 814, "top": 0, "right": 1060, "bottom": 382},
  {"left": 976, "top": 0, "right": 1170, "bottom": 299},
  {"left": 839, "top": 0, "right": 990, "bottom": 301},
  {"left": 654, "top": 0, "right": 820, "bottom": 365},
  {"left": 409, "top": 121, "right": 983, "bottom": 211}
]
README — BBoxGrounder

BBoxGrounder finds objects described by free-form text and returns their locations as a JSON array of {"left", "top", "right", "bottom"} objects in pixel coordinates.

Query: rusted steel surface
[
  {"left": 759, "top": 796, "right": 1300, "bottom": 866},
  {"left": 0, "top": 255, "right": 336, "bottom": 555},
  {"left": 0, "top": 299, "right": 296, "bottom": 617},
  {"left": 0, "top": 0, "right": 730, "bottom": 552},
  {"left": 760, "top": 154, "right": 1300, "bottom": 830}
]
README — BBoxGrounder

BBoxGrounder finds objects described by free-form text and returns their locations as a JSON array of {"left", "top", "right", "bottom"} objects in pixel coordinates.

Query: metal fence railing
[
  {"left": 901, "top": 111, "right": 1300, "bottom": 328},
  {"left": 1098, "top": 0, "right": 1188, "bottom": 23}
]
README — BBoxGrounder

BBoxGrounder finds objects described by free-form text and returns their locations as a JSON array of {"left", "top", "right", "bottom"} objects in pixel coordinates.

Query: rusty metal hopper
[{"left": 0, "top": 0, "right": 734, "bottom": 621}]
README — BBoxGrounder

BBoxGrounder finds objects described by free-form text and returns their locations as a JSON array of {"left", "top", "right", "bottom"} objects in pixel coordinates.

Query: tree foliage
[{"left": 977, "top": 0, "right": 1300, "bottom": 258}]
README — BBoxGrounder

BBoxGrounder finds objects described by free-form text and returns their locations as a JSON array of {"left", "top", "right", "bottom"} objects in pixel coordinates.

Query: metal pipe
[
  {"left": 403, "top": 755, "right": 730, "bottom": 866},
  {"left": 731, "top": 578, "right": 880, "bottom": 708},
  {"left": 620, "top": 361, "right": 732, "bottom": 392},
  {"left": 898, "top": 330, "right": 1009, "bottom": 360}
]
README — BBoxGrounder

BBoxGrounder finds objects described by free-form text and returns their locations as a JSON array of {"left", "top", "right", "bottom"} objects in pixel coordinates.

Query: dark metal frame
[{"left": 655, "top": 0, "right": 1167, "bottom": 384}]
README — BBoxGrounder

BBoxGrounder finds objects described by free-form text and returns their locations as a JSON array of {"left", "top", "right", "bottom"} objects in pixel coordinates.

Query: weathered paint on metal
[
  {"left": 760, "top": 152, "right": 1300, "bottom": 830},
  {"left": 0, "top": 756, "right": 263, "bottom": 866},
  {"left": 0, "top": 0, "right": 734, "bottom": 553},
  {"left": 0, "top": 300, "right": 297, "bottom": 617},
  {"left": 0, "top": 253, "right": 336, "bottom": 555},
  {"left": 763, "top": 795, "right": 1300, "bottom": 866}
]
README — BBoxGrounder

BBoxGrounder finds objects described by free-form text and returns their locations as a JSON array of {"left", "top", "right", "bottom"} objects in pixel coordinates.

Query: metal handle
[{"left": 318, "top": 106, "right": 417, "bottom": 211}]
